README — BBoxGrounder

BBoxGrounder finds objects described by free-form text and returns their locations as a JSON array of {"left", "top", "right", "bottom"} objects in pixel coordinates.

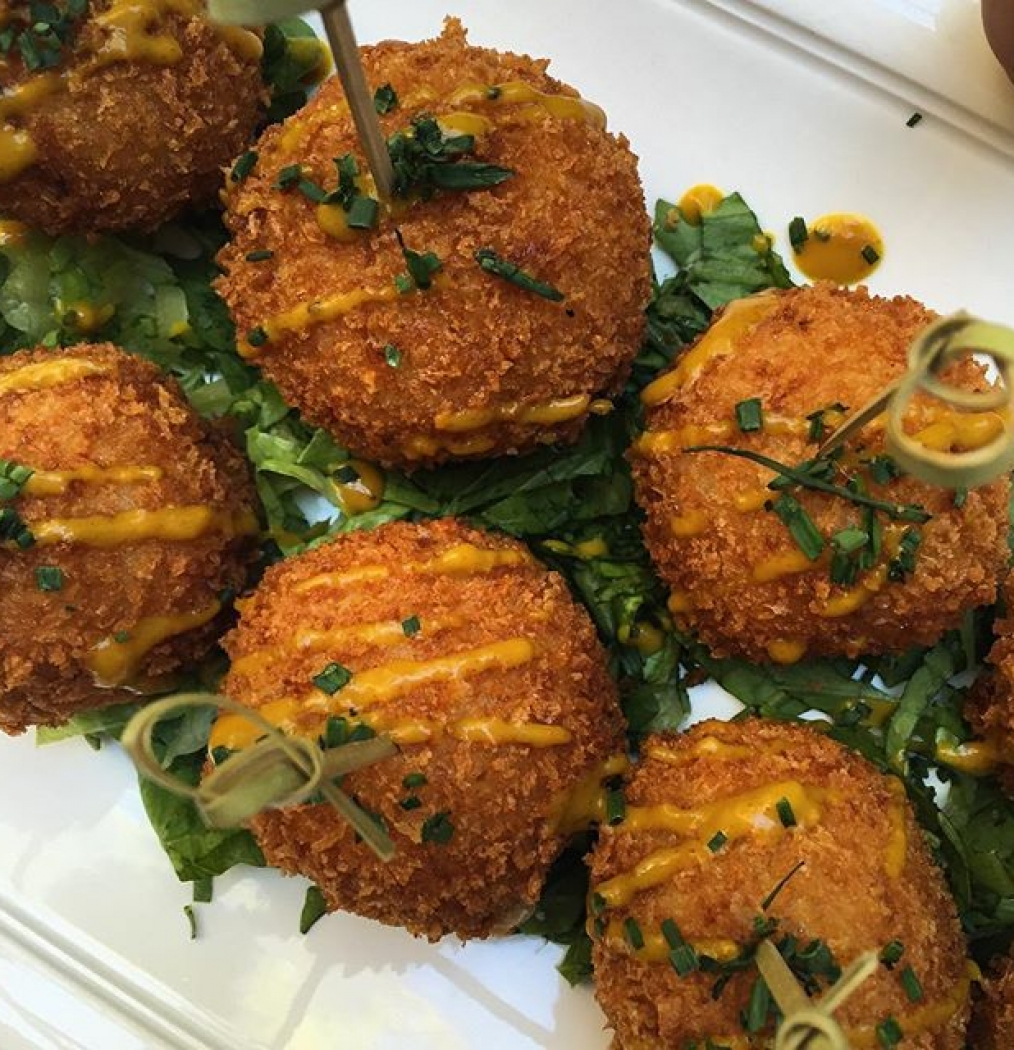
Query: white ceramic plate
[{"left": 2, "top": 1, "right": 1014, "bottom": 1047}]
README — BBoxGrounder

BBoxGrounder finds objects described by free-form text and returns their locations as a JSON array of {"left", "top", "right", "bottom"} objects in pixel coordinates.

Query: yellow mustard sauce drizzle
[
  {"left": 551, "top": 753, "right": 631, "bottom": 834},
  {"left": 645, "top": 735, "right": 799, "bottom": 767},
  {"left": 292, "top": 542, "right": 533, "bottom": 594},
  {"left": 209, "top": 637, "right": 538, "bottom": 751},
  {"left": 752, "top": 549, "right": 824, "bottom": 583},
  {"left": 367, "top": 715, "right": 571, "bottom": 748},
  {"left": 57, "top": 300, "right": 116, "bottom": 334},
  {"left": 669, "top": 509, "right": 708, "bottom": 538},
  {"left": 85, "top": 601, "right": 220, "bottom": 687},
  {"left": 792, "top": 213, "right": 884, "bottom": 285},
  {"left": 333, "top": 460, "right": 385, "bottom": 516},
  {"left": 26, "top": 506, "right": 258, "bottom": 548},
  {"left": 617, "top": 620, "right": 665, "bottom": 657},
  {"left": 640, "top": 293, "right": 780, "bottom": 408},
  {"left": 0, "top": 1, "right": 261, "bottom": 182},
  {"left": 23, "top": 464, "right": 163, "bottom": 496},
  {"left": 401, "top": 433, "right": 498, "bottom": 460},
  {"left": 593, "top": 781, "right": 829, "bottom": 910},
  {"left": 230, "top": 613, "right": 466, "bottom": 677},
  {"left": 599, "top": 918, "right": 740, "bottom": 964},
  {"left": 0, "top": 357, "right": 108, "bottom": 395},
  {"left": 434, "top": 394, "right": 592, "bottom": 433},
  {"left": 766, "top": 638, "right": 808, "bottom": 665},
  {"left": 934, "top": 738, "right": 999, "bottom": 776},
  {"left": 635, "top": 415, "right": 811, "bottom": 456},
  {"left": 673, "top": 183, "right": 725, "bottom": 226}
]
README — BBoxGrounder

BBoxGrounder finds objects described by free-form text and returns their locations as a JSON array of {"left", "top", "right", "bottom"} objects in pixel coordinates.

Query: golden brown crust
[
  {"left": 216, "top": 18, "right": 651, "bottom": 468},
  {"left": 630, "top": 283, "right": 1010, "bottom": 662},
  {"left": 970, "top": 954, "right": 1014, "bottom": 1049},
  {"left": 589, "top": 719, "right": 970, "bottom": 1049},
  {"left": 0, "top": 343, "right": 258, "bottom": 733},
  {"left": 0, "top": 1, "right": 266, "bottom": 235},
  {"left": 222, "top": 517, "right": 625, "bottom": 940}
]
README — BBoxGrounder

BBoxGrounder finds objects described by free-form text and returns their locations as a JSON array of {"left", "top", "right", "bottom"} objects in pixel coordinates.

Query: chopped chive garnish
[
  {"left": 661, "top": 918, "right": 699, "bottom": 976},
  {"left": 623, "top": 916, "right": 644, "bottom": 951},
  {"left": 274, "top": 163, "right": 303, "bottom": 190},
  {"left": 776, "top": 797, "right": 797, "bottom": 827},
  {"left": 876, "top": 1017, "right": 903, "bottom": 1048},
  {"left": 297, "top": 177, "right": 327, "bottom": 203},
  {"left": 880, "top": 939, "right": 904, "bottom": 967},
  {"left": 183, "top": 903, "right": 198, "bottom": 940},
  {"left": 395, "top": 230, "right": 442, "bottom": 290},
  {"left": 0, "top": 506, "right": 36, "bottom": 548},
  {"left": 868, "top": 454, "right": 900, "bottom": 485},
  {"left": 605, "top": 787, "right": 626, "bottom": 826},
  {"left": 230, "top": 150, "right": 258, "bottom": 183},
  {"left": 34, "top": 565, "right": 63, "bottom": 591},
  {"left": 246, "top": 326, "right": 269, "bottom": 348},
  {"left": 906, "top": 112, "right": 923, "bottom": 128},
  {"left": 421, "top": 810, "right": 455, "bottom": 845},
  {"left": 590, "top": 892, "right": 607, "bottom": 916},
  {"left": 211, "top": 746, "right": 232, "bottom": 765},
  {"left": 403, "top": 772, "right": 427, "bottom": 789},
  {"left": 334, "top": 464, "right": 358, "bottom": 484},
  {"left": 887, "top": 527, "right": 921, "bottom": 581},
  {"left": 393, "top": 273, "right": 413, "bottom": 294},
  {"left": 735, "top": 397, "right": 764, "bottom": 433},
  {"left": 770, "top": 493, "right": 824, "bottom": 560},
  {"left": 707, "top": 830, "right": 728, "bottom": 853},
  {"left": 373, "top": 82, "right": 398, "bottom": 114},
  {"left": 486, "top": 85, "right": 502, "bottom": 100},
  {"left": 744, "top": 976, "right": 773, "bottom": 1033},
  {"left": 0, "top": 458, "right": 34, "bottom": 500},
  {"left": 113, "top": 630, "right": 131, "bottom": 643},
  {"left": 384, "top": 343, "right": 402, "bottom": 368},
  {"left": 761, "top": 860, "right": 805, "bottom": 911},
  {"left": 400, "top": 796, "right": 422, "bottom": 810},
  {"left": 953, "top": 487, "right": 968, "bottom": 509},
  {"left": 830, "top": 550, "right": 859, "bottom": 587},
  {"left": 788, "top": 216, "right": 809, "bottom": 252},
  {"left": 312, "top": 661, "right": 353, "bottom": 695},
  {"left": 861, "top": 245, "right": 881, "bottom": 265},
  {"left": 401, "top": 615, "right": 421, "bottom": 637},
  {"left": 831, "top": 527, "right": 868, "bottom": 554},
  {"left": 299, "top": 885, "right": 328, "bottom": 934},
  {"left": 245, "top": 249, "right": 274, "bottom": 262},
  {"left": 474, "top": 248, "right": 565, "bottom": 302},
  {"left": 900, "top": 965, "right": 924, "bottom": 1002},
  {"left": 347, "top": 195, "right": 380, "bottom": 230}
]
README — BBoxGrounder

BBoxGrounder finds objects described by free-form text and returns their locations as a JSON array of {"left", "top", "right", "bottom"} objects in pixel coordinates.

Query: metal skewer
[{"left": 207, "top": 0, "right": 396, "bottom": 198}]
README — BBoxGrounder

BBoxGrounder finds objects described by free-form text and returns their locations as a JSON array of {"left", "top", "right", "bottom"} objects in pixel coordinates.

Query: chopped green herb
[
  {"left": 605, "top": 786, "right": 627, "bottom": 826},
  {"left": 879, "top": 940, "right": 904, "bottom": 967},
  {"left": 707, "top": 830, "right": 728, "bottom": 853},
  {"left": 743, "top": 976, "right": 773, "bottom": 1034},
  {"left": 312, "top": 662, "right": 353, "bottom": 695},
  {"left": 805, "top": 403, "right": 846, "bottom": 444},
  {"left": 421, "top": 810, "right": 455, "bottom": 845},
  {"left": 296, "top": 177, "right": 327, "bottom": 203},
  {"left": 888, "top": 527, "right": 921, "bottom": 582},
  {"left": 776, "top": 796, "right": 797, "bottom": 827},
  {"left": 761, "top": 860, "right": 805, "bottom": 910},
  {"left": 770, "top": 493, "right": 824, "bottom": 560},
  {"left": 475, "top": 248, "right": 565, "bottom": 302},
  {"left": 661, "top": 918, "right": 699, "bottom": 976},
  {"left": 211, "top": 746, "right": 232, "bottom": 765},
  {"left": 876, "top": 1017, "right": 903, "bottom": 1048},
  {"left": 299, "top": 885, "right": 328, "bottom": 934},
  {"left": 486, "top": 85, "right": 503, "bottom": 100},
  {"left": 867, "top": 454, "right": 901, "bottom": 485},
  {"left": 393, "top": 273, "right": 413, "bottom": 294},
  {"left": 0, "top": 507, "right": 35, "bottom": 549},
  {"left": 184, "top": 903, "right": 198, "bottom": 940},
  {"left": 735, "top": 397, "right": 764, "bottom": 433},
  {"left": 0, "top": 459, "right": 34, "bottom": 500},
  {"left": 623, "top": 916, "right": 644, "bottom": 951},
  {"left": 900, "top": 965, "right": 923, "bottom": 1002},
  {"left": 831, "top": 527, "right": 868, "bottom": 555},
  {"left": 231, "top": 150, "right": 258, "bottom": 182},
  {"left": 402, "top": 772, "right": 427, "bottom": 789},
  {"left": 34, "top": 565, "right": 64, "bottom": 592},
  {"left": 373, "top": 82, "right": 398, "bottom": 114},
  {"left": 399, "top": 795, "right": 422, "bottom": 810},
  {"left": 246, "top": 326, "right": 269, "bottom": 348},
  {"left": 384, "top": 343, "right": 402, "bottom": 368},
  {"left": 862, "top": 245, "right": 881, "bottom": 266},
  {"left": 395, "top": 230, "right": 442, "bottom": 290},
  {"left": 274, "top": 163, "right": 303, "bottom": 190},
  {"left": 401, "top": 615, "right": 421, "bottom": 636},
  {"left": 953, "top": 486, "right": 968, "bottom": 509},
  {"left": 244, "top": 249, "right": 274, "bottom": 263},
  {"left": 590, "top": 892, "right": 607, "bottom": 916},
  {"left": 346, "top": 195, "right": 379, "bottom": 230},
  {"left": 906, "top": 112, "right": 923, "bottom": 128},
  {"left": 113, "top": 630, "right": 131, "bottom": 643},
  {"left": 788, "top": 216, "right": 809, "bottom": 252}
]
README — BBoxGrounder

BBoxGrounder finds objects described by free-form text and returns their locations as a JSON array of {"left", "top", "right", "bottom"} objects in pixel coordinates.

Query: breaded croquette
[
  {"left": 971, "top": 954, "right": 1014, "bottom": 1049},
  {"left": 589, "top": 719, "right": 970, "bottom": 1049},
  {"left": 0, "top": 0, "right": 266, "bottom": 235},
  {"left": 630, "top": 283, "right": 1009, "bottom": 664},
  {"left": 207, "top": 517, "right": 625, "bottom": 940},
  {"left": 0, "top": 344, "right": 258, "bottom": 733},
  {"left": 216, "top": 18, "right": 651, "bottom": 468}
]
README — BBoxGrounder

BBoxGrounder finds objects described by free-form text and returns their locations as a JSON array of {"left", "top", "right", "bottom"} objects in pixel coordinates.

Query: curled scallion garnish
[{"left": 120, "top": 693, "right": 398, "bottom": 860}]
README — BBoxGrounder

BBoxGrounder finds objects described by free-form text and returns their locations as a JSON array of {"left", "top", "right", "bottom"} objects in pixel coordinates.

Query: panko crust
[
  {"left": 221, "top": 517, "right": 625, "bottom": 940},
  {"left": 970, "top": 954, "right": 1014, "bottom": 1049},
  {"left": 589, "top": 719, "right": 970, "bottom": 1049},
  {"left": 0, "top": 344, "right": 258, "bottom": 733},
  {"left": 0, "top": 1, "right": 266, "bottom": 235},
  {"left": 630, "top": 283, "right": 1009, "bottom": 663},
  {"left": 216, "top": 18, "right": 651, "bottom": 468}
]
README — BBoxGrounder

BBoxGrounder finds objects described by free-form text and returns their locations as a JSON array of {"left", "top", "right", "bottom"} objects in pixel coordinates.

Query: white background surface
[{"left": 2, "top": 1, "right": 1013, "bottom": 1047}]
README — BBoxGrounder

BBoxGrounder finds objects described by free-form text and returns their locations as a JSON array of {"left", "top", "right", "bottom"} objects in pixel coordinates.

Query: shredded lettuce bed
[{"left": 5, "top": 138, "right": 1014, "bottom": 985}]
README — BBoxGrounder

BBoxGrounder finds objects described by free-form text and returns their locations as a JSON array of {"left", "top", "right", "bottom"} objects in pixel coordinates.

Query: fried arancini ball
[
  {"left": 216, "top": 18, "right": 651, "bottom": 469},
  {"left": 0, "top": 344, "right": 258, "bottom": 734},
  {"left": 970, "top": 954, "right": 1014, "bottom": 1049},
  {"left": 965, "top": 572, "right": 1014, "bottom": 791},
  {"left": 630, "top": 283, "right": 1009, "bottom": 664},
  {"left": 0, "top": 0, "right": 266, "bottom": 235},
  {"left": 208, "top": 517, "right": 625, "bottom": 940},
  {"left": 589, "top": 718, "right": 970, "bottom": 1049}
]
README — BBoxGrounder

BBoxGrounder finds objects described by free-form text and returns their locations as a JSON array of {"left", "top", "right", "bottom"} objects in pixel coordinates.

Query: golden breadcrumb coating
[
  {"left": 0, "top": 344, "right": 258, "bottom": 733},
  {"left": 218, "top": 517, "right": 625, "bottom": 940},
  {"left": 216, "top": 18, "right": 651, "bottom": 468},
  {"left": 589, "top": 719, "right": 970, "bottom": 1049},
  {"left": 970, "top": 954, "right": 1014, "bottom": 1049},
  {"left": 0, "top": 0, "right": 265, "bottom": 235},
  {"left": 630, "top": 283, "right": 1009, "bottom": 664}
]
